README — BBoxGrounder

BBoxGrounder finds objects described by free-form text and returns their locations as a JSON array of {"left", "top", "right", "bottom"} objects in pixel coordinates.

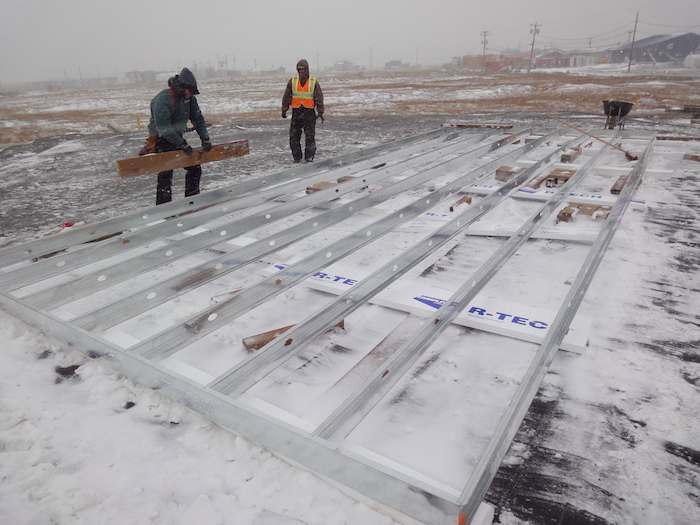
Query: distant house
[
  {"left": 499, "top": 53, "right": 531, "bottom": 70},
  {"left": 567, "top": 48, "right": 608, "bottom": 67},
  {"left": 535, "top": 49, "right": 569, "bottom": 68},
  {"left": 608, "top": 32, "right": 700, "bottom": 64},
  {"left": 332, "top": 60, "right": 360, "bottom": 72},
  {"left": 384, "top": 59, "right": 411, "bottom": 70},
  {"left": 450, "top": 56, "right": 464, "bottom": 69},
  {"left": 462, "top": 54, "right": 497, "bottom": 69}
]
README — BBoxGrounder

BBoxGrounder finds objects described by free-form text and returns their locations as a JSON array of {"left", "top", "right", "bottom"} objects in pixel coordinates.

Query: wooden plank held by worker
[{"left": 116, "top": 140, "right": 249, "bottom": 179}]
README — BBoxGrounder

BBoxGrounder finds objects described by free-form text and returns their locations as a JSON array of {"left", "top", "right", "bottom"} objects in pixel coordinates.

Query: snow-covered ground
[{"left": 1, "top": 71, "right": 699, "bottom": 525}]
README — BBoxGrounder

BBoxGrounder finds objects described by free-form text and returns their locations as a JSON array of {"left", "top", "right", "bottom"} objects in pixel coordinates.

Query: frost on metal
[{"left": 0, "top": 127, "right": 656, "bottom": 525}]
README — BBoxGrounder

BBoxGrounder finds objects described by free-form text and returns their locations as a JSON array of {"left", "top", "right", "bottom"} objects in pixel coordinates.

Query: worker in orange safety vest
[{"left": 281, "top": 59, "right": 324, "bottom": 163}]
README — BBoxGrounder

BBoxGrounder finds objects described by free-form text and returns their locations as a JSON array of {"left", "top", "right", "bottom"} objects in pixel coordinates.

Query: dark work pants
[
  {"left": 289, "top": 107, "right": 317, "bottom": 162},
  {"left": 155, "top": 137, "right": 202, "bottom": 205}
]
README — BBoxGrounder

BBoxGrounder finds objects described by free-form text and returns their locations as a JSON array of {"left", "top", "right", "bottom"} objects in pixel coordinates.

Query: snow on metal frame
[{"left": 0, "top": 128, "right": 655, "bottom": 524}]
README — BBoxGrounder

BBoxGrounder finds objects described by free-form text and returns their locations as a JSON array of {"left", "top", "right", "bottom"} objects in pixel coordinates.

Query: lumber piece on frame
[
  {"left": 116, "top": 140, "right": 249, "bottom": 178},
  {"left": 450, "top": 196, "right": 472, "bottom": 212},
  {"left": 611, "top": 173, "right": 631, "bottom": 195},
  {"left": 243, "top": 320, "right": 345, "bottom": 352},
  {"left": 306, "top": 181, "right": 337, "bottom": 194}
]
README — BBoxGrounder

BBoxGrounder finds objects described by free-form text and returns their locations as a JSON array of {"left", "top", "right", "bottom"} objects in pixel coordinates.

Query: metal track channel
[
  {"left": 67, "top": 130, "right": 516, "bottom": 332},
  {"left": 456, "top": 135, "right": 656, "bottom": 524},
  {"left": 0, "top": 127, "right": 458, "bottom": 266},
  {"left": 0, "top": 128, "right": 656, "bottom": 525},
  {"left": 131, "top": 130, "right": 568, "bottom": 362},
  {"left": 208, "top": 130, "right": 577, "bottom": 395},
  {"left": 311, "top": 135, "right": 619, "bottom": 442},
  {"left": 0, "top": 128, "right": 479, "bottom": 290},
  {"left": 17, "top": 130, "right": 499, "bottom": 308}
]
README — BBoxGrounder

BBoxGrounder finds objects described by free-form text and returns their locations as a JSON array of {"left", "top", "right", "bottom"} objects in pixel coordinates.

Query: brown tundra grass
[{"left": 1, "top": 70, "right": 699, "bottom": 144}]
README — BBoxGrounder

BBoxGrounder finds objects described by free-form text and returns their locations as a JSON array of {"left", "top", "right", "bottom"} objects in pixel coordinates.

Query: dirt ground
[{"left": 2, "top": 68, "right": 700, "bottom": 144}]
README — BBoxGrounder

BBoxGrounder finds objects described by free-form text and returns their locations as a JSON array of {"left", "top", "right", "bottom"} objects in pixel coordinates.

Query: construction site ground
[{"left": 1, "top": 68, "right": 699, "bottom": 525}]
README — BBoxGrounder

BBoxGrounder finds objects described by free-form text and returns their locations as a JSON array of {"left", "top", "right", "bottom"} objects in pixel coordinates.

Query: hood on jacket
[
  {"left": 296, "top": 59, "right": 310, "bottom": 80},
  {"left": 167, "top": 75, "right": 182, "bottom": 97},
  {"left": 178, "top": 68, "right": 199, "bottom": 94}
]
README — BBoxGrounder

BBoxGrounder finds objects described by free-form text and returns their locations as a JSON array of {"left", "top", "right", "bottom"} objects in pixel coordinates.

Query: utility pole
[
  {"left": 528, "top": 22, "right": 540, "bottom": 73},
  {"left": 369, "top": 47, "right": 372, "bottom": 71},
  {"left": 481, "top": 31, "right": 490, "bottom": 72},
  {"left": 627, "top": 12, "right": 639, "bottom": 73}
]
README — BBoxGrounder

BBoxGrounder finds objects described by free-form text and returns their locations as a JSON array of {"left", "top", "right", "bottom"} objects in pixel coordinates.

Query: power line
[{"left": 638, "top": 21, "right": 700, "bottom": 29}]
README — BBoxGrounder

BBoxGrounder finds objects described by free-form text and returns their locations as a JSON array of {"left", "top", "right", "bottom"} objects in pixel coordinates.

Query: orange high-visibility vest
[{"left": 291, "top": 76, "right": 316, "bottom": 108}]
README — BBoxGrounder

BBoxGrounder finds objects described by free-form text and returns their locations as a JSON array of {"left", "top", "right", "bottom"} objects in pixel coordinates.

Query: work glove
[
  {"left": 282, "top": 110, "right": 287, "bottom": 119},
  {"left": 202, "top": 140, "right": 212, "bottom": 152},
  {"left": 138, "top": 134, "right": 157, "bottom": 156},
  {"left": 181, "top": 142, "right": 193, "bottom": 156},
  {"left": 317, "top": 114, "right": 325, "bottom": 123}
]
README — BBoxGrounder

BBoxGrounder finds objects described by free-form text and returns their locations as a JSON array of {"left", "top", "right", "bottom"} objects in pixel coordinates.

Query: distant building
[
  {"left": 468, "top": 54, "right": 498, "bottom": 69},
  {"left": 331, "top": 60, "right": 360, "bottom": 72},
  {"left": 449, "top": 33, "right": 700, "bottom": 72},
  {"left": 259, "top": 67, "right": 286, "bottom": 76},
  {"left": 125, "top": 71, "right": 157, "bottom": 84},
  {"left": 608, "top": 32, "right": 700, "bottom": 64},
  {"left": 498, "top": 53, "right": 531, "bottom": 71},
  {"left": 567, "top": 48, "right": 608, "bottom": 67},
  {"left": 685, "top": 54, "right": 700, "bottom": 68},
  {"left": 535, "top": 49, "right": 570, "bottom": 69},
  {"left": 450, "top": 56, "right": 463, "bottom": 69},
  {"left": 384, "top": 59, "right": 411, "bottom": 70}
]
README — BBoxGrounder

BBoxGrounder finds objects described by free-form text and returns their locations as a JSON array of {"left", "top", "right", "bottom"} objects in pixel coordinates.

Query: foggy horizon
[{"left": 2, "top": 0, "right": 699, "bottom": 85}]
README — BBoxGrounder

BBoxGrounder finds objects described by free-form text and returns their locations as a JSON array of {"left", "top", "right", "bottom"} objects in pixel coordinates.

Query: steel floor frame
[{"left": 0, "top": 127, "right": 656, "bottom": 524}]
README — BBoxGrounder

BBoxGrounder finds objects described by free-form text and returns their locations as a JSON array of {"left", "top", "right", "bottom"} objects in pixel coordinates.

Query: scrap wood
[
  {"left": 306, "top": 181, "right": 337, "bottom": 194},
  {"left": 546, "top": 114, "right": 638, "bottom": 161},
  {"left": 545, "top": 168, "right": 576, "bottom": 188},
  {"left": 116, "top": 140, "right": 249, "bottom": 178},
  {"left": 337, "top": 175, "right": 369, "bottom": 189},
  {"left": 611, "top": 173, "right": 631, "bottom": 195},
  {"left": 578, "top": 204, "right": 611, "bottom": 217},
  {"left": 450, "top": 196, "right": 472, "bottom": 212},
  {"left": 560, "top": 146, "right": 582, "bottom": 163},
  {"left": 243, "top": 320, "right": 345, "bottom": 352},
  {"left": 529, "top": 168, "right": 577, "bottom": 189},
  {"left": 557, "top": 203, "right": 612, "bottom": 223},
  {"left": 211, "top": 288, "right": 243, "bottom": 302},
  {"left": 495, "top": 165, "right": 525, "bottom": 182},
  {"left": 556, "top": 205, "right": 577, "bottom": 223}
]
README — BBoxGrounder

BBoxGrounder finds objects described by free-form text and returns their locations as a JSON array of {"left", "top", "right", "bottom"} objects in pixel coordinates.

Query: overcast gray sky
[{"left": 1, "top": 0, "right": 699, "bottom": 84}]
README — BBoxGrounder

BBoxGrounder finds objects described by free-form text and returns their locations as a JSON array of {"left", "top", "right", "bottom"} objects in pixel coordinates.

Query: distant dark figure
[
  {"left": 147, "top": 68, "right": 211, "bottom": 205},
  {"left": 281, "top": 59, "right": 324, "bottom": 163}
]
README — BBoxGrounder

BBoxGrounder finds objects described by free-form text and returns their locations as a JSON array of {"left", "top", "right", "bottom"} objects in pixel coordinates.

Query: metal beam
[{"left": 456, "top": 134, "right": 656, "bottom": 524}]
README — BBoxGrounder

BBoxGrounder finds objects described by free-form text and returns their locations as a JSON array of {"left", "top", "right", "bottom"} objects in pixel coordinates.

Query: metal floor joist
[{"left": 0, "top": 127, "right": 657, "bottom": 525}]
